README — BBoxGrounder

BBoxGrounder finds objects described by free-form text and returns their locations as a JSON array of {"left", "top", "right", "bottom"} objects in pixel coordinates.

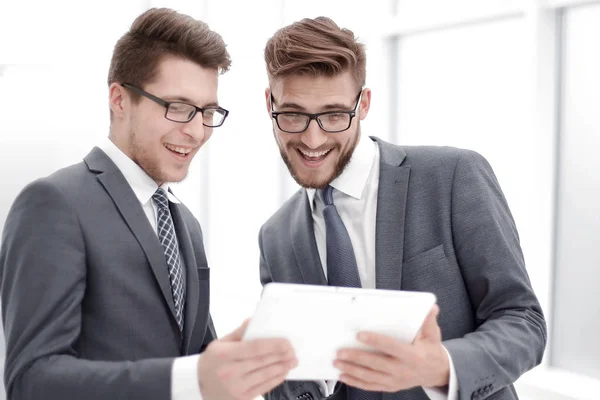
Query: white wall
[{"left": 1, "top": 1, "right": 599, "bottom": 399}]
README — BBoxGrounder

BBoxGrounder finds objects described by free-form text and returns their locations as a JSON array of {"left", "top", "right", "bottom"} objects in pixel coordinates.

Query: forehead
[
  {"left": 271, "top": 72, "right": 358, "bottom": 105},
  {"left": 146, "top": 56, "right": 219, "bottom": 103}
]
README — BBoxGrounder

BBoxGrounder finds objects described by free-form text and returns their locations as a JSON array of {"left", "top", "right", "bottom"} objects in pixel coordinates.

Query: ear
[
  {"left": 359, "top": 88, "right": 372, "bottom": 120},
  {"left": 109, "top": 82, "right": 128, "bottom": 119},
  {"left": 265, "top": 87, "right": 272, "bottom": 113}
]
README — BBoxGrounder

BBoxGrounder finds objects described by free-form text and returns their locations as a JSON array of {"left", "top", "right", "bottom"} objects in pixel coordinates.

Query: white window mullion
[{"left": 521, "top": 0, "right": 560, "bottom": 365}]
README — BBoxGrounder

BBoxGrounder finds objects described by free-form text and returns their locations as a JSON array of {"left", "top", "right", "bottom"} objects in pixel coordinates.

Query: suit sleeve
[
  {"left": 258, "top": 228, "right": 325, "bottom": 400},
  {"left": 189, "top": 215, "right": 217, "bottom": 354},
  {"left": 200, "top": 315, "right": 217, "bottom": 352},
  {"left": 444, "top": 150, "right": 547, "bottom": 400},
  {"left": 0, "top": 180, "right": 173, "bottom": 400}
]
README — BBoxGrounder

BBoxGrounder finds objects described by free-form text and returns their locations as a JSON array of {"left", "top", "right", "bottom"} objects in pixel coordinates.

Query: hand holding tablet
[{"left": 242, "top": 283, "right": 437, "bottom": 381}]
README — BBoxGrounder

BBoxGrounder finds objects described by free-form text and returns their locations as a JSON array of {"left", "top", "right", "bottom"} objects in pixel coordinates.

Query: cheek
[
  {"left": 142, "top": 123, "right": 172, "bottom": 147},
  {"left": 275, "top": 131, "right": 290, "bottom": 148},
  {"left": 340, "top": 132, "right": 356, "bottom": 148},
  {"left": 204, "top": 129, "right": 214, "bottom": 142}
]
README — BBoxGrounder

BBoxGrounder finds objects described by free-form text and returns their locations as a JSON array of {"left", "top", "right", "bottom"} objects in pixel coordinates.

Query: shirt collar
[
  {"left": 306, "top": 134, "right": 376, "bottom": 211},
  {"left": 101, "top": 137, "right": 181, "bottom": 205}
]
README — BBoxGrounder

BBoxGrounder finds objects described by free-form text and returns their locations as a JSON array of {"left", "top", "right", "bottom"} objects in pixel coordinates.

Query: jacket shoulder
[{"left": 260, "top": 188, "right": 305, "bottom": 235}]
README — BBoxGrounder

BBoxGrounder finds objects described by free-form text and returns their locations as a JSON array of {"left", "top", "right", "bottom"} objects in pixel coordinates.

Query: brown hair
[
  {"left": 264, "top": 16, "right": 366, "bottom": 89},
  {"left": 108, "top": 7, "right": 231, "bottom": 97}
]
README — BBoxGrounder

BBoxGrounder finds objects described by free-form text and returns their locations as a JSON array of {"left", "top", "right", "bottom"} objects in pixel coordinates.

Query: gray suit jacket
[
  {"left": 259, "top": 137, "right": 546, "bottom": 400},
  {"left": 0, "top": 147, "right": 215, "bottom": 400}
]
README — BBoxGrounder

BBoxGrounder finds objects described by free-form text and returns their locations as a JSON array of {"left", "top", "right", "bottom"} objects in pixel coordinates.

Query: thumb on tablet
[
  {"left": 222, "top": 318, "right": 251, "bottom": 341},
  {"left": 416, "top": 304, "right": 441, "bottom": 342}
]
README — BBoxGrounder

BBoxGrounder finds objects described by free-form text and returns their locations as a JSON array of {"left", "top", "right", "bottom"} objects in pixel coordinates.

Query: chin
[
  {"left": 294, "top": 170, "right": 332, "bottom": 189},
  {"left": 156, "top": 168, "right": 188, "bottom": 184},
  {"left": 168, "top": 173, "right": 188, "bottom": 184}
]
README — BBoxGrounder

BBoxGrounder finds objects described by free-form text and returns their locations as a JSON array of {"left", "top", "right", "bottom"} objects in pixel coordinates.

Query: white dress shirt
[
  {"left": 306, "top": 134, "right": 458, "bottom": 400},
  {"left": 101, "top": 138, "right": 204, "bottom": 400}
]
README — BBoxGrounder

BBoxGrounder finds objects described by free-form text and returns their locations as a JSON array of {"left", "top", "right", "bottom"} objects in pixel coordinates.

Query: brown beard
[
  {"left": 129, "top": 130, "right": 188, "bottom": 184},
  {"left": 276, "top": 124, "right": 361, "bottom": 189}
]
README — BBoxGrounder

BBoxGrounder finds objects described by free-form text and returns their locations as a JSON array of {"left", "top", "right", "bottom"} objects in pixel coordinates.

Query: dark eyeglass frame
[
  {"left": 270, "top": 90, "right": 363, "bottom": 133},
  {"left": 121, "top": 83, "right": 229, "bottom": 127}
]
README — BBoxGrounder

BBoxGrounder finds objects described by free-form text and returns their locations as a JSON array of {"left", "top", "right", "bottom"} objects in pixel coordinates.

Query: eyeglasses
[
  {"left": 270, "top": 90, "right": 363, "bottom": 134},
  {"left": 121, "top": 83, "right": 229, "bottom": 127}
]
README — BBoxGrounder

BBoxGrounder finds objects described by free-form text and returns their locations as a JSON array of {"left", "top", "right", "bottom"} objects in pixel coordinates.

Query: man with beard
[
  {"left": 258, "top": 16, "right": 547, "bottom": 400},
  {"left": 0, "top": 8, "right": 296, "bottom": 400}
]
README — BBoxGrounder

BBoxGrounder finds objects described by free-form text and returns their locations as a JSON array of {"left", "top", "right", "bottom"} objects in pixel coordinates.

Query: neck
[{"left": 108, "top": 128, "right": 132, "bottom": 159}]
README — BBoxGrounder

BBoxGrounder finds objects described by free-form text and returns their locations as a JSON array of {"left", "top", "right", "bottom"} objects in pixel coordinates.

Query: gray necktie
[
  {"left": 322, "top": 185, "right": 361, "bottom": 288},
  {"left": 321, "top": 185, "right": 378, "bottom": 400},
  {"left": 153, "top": 188, "right": 185, "bottom": 332}
]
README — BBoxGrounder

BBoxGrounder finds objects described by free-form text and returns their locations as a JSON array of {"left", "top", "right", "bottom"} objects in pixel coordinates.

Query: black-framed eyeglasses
[
  {"left": 270, "top": 90, "right": 363, "bottom": 134},
  {"left": 121, "top": 83, "right": 229, "bottom": 127}
]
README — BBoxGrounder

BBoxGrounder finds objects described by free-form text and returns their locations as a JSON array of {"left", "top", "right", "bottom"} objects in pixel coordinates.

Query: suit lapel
[
  {"left": 170, "top": 203, "right": 200, "bottom": 352},
  {"left": 291, "top": 191, "right": 327, "bottom": 285},
  {"left": 373, "top": 138, "right": 410, "bottom": 291},
  {"left": 84, "top": 147, "right": 179, "bottom": 326}
]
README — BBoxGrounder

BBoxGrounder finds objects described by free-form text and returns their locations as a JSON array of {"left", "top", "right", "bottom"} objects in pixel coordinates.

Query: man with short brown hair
[
  {"left": 0, "top": 8, "right": 296, "bottom": 400},
  {"left": 259, "top": 16, "right": 546, "bottom": 400}
]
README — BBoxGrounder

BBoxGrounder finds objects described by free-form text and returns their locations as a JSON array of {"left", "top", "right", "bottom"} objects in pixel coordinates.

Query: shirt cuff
[
  {"left": 422, "top": 346, "right": 458, "bottom": 400},
  {"left": 172, "top": 354, "right": 203, "bottom": 400}
]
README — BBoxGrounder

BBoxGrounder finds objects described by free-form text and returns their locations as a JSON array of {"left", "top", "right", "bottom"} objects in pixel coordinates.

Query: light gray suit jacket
[
  {"left": 0, "top": 147, "right": 215, "bottom": 400},
  {"left": 259, "top": 137, "right": 546, "bottom": 400}
]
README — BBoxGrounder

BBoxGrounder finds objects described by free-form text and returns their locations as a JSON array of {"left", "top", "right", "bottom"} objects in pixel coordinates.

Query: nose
[
  {"left": 180, "top": 113, "right": 206, "bottom": 143},
  {"left": 300, "top": 119, "right": 327, "bottom": 149}
]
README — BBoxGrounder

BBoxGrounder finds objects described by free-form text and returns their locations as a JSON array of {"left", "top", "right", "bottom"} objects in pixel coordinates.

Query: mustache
[{"left": 287, "top": 142, "right": 338, "bottom": 153}]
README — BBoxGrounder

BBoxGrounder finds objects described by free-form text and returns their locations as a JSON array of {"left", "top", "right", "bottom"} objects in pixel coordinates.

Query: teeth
[
  {"left": 165, "top": 144, "right": 192, "bottom": 155},
  {"left": 299, "top": 148, "right": 331, "bottom": 158}
]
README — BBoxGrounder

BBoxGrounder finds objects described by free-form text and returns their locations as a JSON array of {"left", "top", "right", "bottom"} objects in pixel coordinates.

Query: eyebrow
[
  {"left": 164, "top": 95, "right": 219, "bottom": 108},
  {"left": 275, "top": 98, "right": 353, "bottom": 112}
]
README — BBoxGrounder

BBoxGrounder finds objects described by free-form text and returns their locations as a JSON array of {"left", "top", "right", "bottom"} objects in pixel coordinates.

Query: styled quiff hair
[
  {"left": 108, "top": 7, "right": 231, "bottom": 96},
  {"left": 264, "top": 16, "right": 366, "bottom": 89}
]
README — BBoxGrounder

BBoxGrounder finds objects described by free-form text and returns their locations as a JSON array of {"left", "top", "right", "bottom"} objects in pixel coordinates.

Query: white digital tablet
[{"left": 242, "top": 282, "right": 437, "bottom": 380}]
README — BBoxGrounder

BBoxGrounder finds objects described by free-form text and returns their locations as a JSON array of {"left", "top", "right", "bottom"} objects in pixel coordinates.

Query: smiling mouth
[
  {"left": 297, "top": 148, "right": 332, "bottom": 163},
  {"left": 164, "top": 143, "right": 194, "bottom": 158}
]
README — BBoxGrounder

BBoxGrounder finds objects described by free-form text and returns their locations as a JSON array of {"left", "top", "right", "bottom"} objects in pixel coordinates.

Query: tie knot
[
  {"left": 321, "top": 185, "right": 335, "bottom": 206},
  {"left": 152, "top": 188, "right": 170, "bottom": 210}
]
